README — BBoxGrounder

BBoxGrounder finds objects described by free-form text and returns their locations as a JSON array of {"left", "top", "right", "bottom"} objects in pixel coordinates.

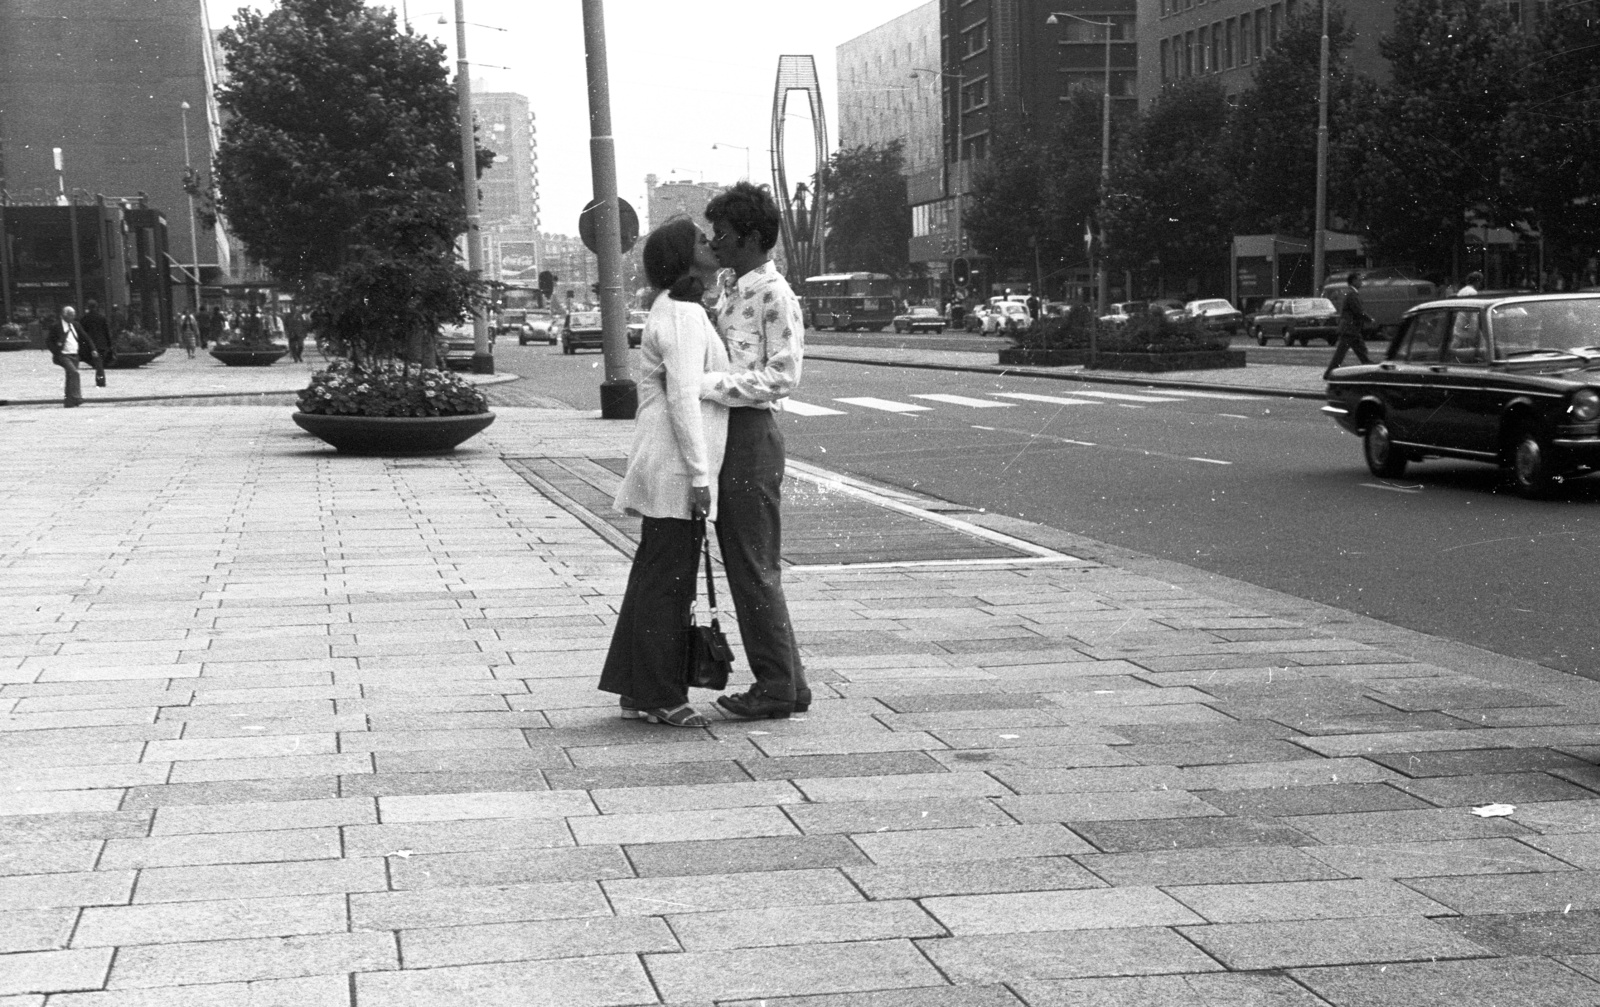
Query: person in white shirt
[
  {"left": 1457, "top": 271, "right": 1484, "bottom": 297},
  {"left": 599, "top": 218, "right": 729, "bottom": 728},
  {"left": 700, "top": 183, "right": 811, "bottom": 720},
  {"left": 45, "top": 305, "right": 86, "bottom": 407}
]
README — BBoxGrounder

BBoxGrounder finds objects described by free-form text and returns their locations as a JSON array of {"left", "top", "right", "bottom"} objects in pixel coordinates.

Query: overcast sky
[{"left": 205, "top": 0, "right": 926, "bottom": 238}]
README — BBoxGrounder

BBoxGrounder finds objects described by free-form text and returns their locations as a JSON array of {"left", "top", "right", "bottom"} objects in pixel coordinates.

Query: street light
[
  {"left": 448, "top": 0, "right": 492, "bottom": 373},
  {"left": 179, "top": 101, "right": 202, "bottom": 314},
  {"left": 711, "top": 142, "right": 750, "bottom": 181},
  {"left": 1045, "top": 11, "right": 1115, "bottom": 314},
  {"left": 910, "top": 66, "right": 965, "bottom": 284},
  {"left": 1310, "top": 0, "right": 1331, "bottom": 293}
]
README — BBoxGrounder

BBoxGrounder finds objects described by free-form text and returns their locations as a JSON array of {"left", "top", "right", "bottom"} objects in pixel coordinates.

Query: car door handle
[
  {"left": 1379, "top": 363, "right": 1396, "bottom": 370},
  {"left": 1429, "top": 365, "right": 1447, "bottom": 372}
]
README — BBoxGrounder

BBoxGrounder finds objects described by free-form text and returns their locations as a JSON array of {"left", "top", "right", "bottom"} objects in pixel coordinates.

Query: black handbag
[{"left": 685, "top": 518, "right": 734, "bottom": 691}]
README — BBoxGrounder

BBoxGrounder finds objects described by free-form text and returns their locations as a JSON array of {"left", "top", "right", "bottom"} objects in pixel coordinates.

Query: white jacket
[{"left": 613, "top": 291, "right": 730, "bottom": 521}]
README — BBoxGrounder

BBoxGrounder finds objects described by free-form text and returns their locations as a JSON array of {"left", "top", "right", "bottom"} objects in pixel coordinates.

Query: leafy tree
[
  {"left": 1500, "top": 4, "right": 1600, "bottom": 288},
  {"left": 1345, "top": 0, "right": 1528, "bottom": 276},
  {"left": 1103, "top": 81, "right": 1233, "bottom": 294},
  {"left": 821, "top": 141, "right": 916, "bottom": 278},
  {"left": 1223, "top": 6, "right": 1371, "bottom": 237},
  {"left": 214, "top": 0, "right": 493, "bottom": 364}
]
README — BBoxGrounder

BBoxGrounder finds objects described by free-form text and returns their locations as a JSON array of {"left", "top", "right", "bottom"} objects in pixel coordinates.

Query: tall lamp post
[
  {"left": 450, "top": 0, "right": 492, "bottom": 373},
  {"left": 1045, "top": 11, "right": 1115, "bottom": 314},
  {"left": 910, "top": 66, "right": 965, "bottom": 291},
  {"left": 179, "top": 101, "right": 202, "bottom": 314},
  {"left": 581, "top": 0, "right": 636, "bottom": 419},
  {"left": 711, "top": 142, "right": 750, "bottom": 181},
  {"left": 1310, "top": 0, "right": 1331, "bottom": 293}
]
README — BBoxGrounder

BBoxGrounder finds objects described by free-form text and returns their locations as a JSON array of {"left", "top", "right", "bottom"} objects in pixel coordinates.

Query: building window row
[
  {"left": 961, "top": 74, "right": 991, "bottom": 112},
  {"left": 912, "top": 199, "right": 952, "bottom": 238},
  {"left": 961, "top": 19, "right": 990, "bottom": 57},
  {"left": 1159, "top": 0, "right": 1296, "bottom": 17},
  {"left": 1158, "top": 2, "right": 1289, "bottom": 81}
]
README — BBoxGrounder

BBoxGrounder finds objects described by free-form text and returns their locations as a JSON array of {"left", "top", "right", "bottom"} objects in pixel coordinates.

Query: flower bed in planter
[
  {"left": 1001, "top": 308, "right": 1243, "bottom": 371},
  {"left": 294, "top": 360, "right": 494, "bottom": 455}
]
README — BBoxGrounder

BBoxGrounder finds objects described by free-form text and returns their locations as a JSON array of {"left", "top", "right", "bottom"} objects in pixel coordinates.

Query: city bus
[{"left": 803, "top": 272, "right": 897, "bottom": 331}]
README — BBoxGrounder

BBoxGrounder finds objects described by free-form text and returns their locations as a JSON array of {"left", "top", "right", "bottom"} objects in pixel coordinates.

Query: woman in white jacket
[{"left": 599, "top": 217, "right": 730, "bottom": 727}]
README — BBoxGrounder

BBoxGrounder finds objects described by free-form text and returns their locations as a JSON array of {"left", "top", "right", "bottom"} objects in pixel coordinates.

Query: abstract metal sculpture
[{"left": 769, "top": 55, "right": 828, "bottom": 282}]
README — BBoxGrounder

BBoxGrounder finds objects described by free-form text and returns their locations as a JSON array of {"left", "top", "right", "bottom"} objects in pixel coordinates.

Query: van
[{"left": 1321, "top": 270, "right": 1439, "bottom": 336}]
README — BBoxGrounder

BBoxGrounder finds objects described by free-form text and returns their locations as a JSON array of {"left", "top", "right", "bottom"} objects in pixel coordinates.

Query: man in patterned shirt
[{"left": 700, "top": 183, "right": 810, "bottom": 720}]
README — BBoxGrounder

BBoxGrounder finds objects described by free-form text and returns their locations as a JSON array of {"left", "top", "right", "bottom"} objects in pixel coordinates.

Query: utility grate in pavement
[{"left": 504, "top": 456, "right": 1074, "bottom": 568}]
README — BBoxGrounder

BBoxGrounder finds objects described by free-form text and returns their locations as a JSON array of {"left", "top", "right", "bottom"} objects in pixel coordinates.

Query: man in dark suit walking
[
  {"left": 45, "top": 305, "right": 88, "bottom": 407},
  {"left": 1325, "top": 272, "right": 1375, "bottom": 379}
]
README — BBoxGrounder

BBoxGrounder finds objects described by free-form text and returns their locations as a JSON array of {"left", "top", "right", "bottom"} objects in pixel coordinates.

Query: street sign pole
[
  {"left": 581, "top": 0, "right": 636, "bottom": 420},
  {"left": 454, "top": 0, "right": 493, "bottom": 374}
]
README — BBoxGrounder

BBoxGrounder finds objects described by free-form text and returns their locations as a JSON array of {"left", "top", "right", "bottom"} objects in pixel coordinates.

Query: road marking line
[
  {"left": 1363, "top": 482, "right": 1423, "bottom": 494},
  {"left": 783, "top": 458, "right": 1074, "bottom": 562},
  {"left": 780, "top": 399, "right": 846, "bottom": 416},
  {"left": 1187, "top": 457, "right": 1233, "bottom": 465},
  {"left": 993, "top": 392, "right": 1102, "bottom": 406},
  {"left": 1217, "top": 413, "right": 1251, "bottom": 420},
  {"left": 1071, "top": 390, "right": 1186, "bottom": 403},
  {"left": 1140, "top": 389, "right": 1263, "bottom": 401},
  {"left": 834, "top": 397, "right": 931, "bottom": 413},
  {"left": 982, "top": 425, "right": 1096, "bottom": 447},
  {"left": 911, "top": 394, "right": 1015, "bottom": 408}
]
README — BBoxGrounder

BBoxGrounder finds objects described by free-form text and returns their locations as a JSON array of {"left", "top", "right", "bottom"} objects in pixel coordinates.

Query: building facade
[
  {"left": 473, "top": 91, "right": 540, "bottom": 285},
  {"left": 643, "top": 175, "right": 725, "bottom": 232},
  {"left": 1138, "top": 0, "right": 1396, "bottom": 106},
  {"left": 0, "top": 0, "right": 232, "bottom": 312}
]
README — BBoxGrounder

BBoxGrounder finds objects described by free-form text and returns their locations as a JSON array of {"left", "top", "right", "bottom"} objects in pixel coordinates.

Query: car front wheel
[
  {"left": 1509, "top": 425, "right": 1557, "bottom": 498},
  {"left": 1255, "top": 326, "right": 1267, "bottom": 346},
  {"left": 1364, "top": 419, "right": 1407, "bottom": 478}
]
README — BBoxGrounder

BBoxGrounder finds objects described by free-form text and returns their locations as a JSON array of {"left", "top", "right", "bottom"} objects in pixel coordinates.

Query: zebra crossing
[{"left": 779, "top": 386, "right": 1262, "bottom": 419}]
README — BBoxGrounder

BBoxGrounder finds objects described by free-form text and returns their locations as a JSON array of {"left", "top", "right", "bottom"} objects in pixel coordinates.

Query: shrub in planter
[
  {"left": 112, "top": 328, "right": 165, "bottom": 355},
  {"left": 1008, "top": 305, "right": 1099, "bottom": 351},
  {"left": 297, "top": 359, "right": 487, "bottom": 417},
  {"left": 1099, "top": 312, "right": 1229, "bottom": 353}
]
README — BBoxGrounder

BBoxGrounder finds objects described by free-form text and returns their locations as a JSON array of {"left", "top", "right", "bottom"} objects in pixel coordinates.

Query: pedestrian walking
[
  {"left": 599, "top": 218, "right": 729, "bottom": 728},
  {"left": 80, "top": 299, "right": 113, "bottom": 387},
  {"left": 44, "top": 305, "right": 87, "bottom": 407},
  {"left": 284, "top": 311, "right": 306, "bottom": 362},
  {"left": 701, "top": 182, "right": 811, "bottom": 720},
  {"left": 178, "top": 311, "right": 199, "bottom": 358},
  {"left": 1325, "top": 271, "right": 1376, "bottom": 378},
  {"left": 1458, "top": 271, "right": 1484, "bottom": 297}
]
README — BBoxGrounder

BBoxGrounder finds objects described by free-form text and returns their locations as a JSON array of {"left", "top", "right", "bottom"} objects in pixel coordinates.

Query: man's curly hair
[{"left": 704, "top": 181, "right": 782, "bottom": 253}]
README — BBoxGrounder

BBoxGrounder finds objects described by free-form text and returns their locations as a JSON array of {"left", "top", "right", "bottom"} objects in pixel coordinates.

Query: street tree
[
  {"left": 1500, "top": 4, "right": 1600, "bottom": 288},
  {"left": 214, "top": 0, "right": 494, "bottom": 364},
  {"left": 1346, "top": 0, "right": 1528, "bottom": 277},
  {"left": 1103, "top": 81, "right": 1233, "bottom": 295},
  {"left": 1223, "top": 6, "right": 1371, "bottom": 238},
  {"left": 821, "top": 141, "right": 916, "bottom": 278}
]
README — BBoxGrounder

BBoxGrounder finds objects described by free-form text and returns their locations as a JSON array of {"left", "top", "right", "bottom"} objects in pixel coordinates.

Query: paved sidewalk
[{"left": 5, "top": 403, "right": 1600, "bottom": 1006}]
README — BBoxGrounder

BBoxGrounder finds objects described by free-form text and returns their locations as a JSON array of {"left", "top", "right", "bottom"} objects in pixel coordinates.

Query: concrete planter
[
  {"left": 0, "top": 338, "right": 31, "bottom": 352},
  {"left": 107, "top": 351, "right": 161, "bottom": 369},
  {"left": 292, "top": 411, "right": 496, "bottom": 455},
  {"left": 211, "top": 347, "right": 287, "bottom": 367},
  {"left": 998, "top": 347, "right": 1246, "bottom": 371}
]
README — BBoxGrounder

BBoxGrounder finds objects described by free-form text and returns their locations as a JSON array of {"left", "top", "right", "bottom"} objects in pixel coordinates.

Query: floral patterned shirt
[{"left": 701, "top": 260, "right": 805, "bottom": 409}]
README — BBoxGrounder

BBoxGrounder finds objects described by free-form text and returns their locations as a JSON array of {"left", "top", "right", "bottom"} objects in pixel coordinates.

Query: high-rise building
[
  {"left": 0, "top": 0, "right": 233, "bottom": 296},
  {"left": 474, "top": 91, "right": 540, "bottom": 284},
  {"left": 837, "top": 2, "right": 944, "bottom": 282}
]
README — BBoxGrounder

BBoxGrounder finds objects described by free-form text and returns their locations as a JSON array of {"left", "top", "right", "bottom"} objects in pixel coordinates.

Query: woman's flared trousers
[{"left": 598, "top": 516, "right": 697, "bottom": 709}]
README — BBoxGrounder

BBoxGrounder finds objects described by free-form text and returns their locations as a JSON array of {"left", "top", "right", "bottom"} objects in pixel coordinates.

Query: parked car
[
  {"left": 1251, "top": 297, "right": 1340, "bottom": 346},
  {"left": 892, "top": 306, "right": 946, "bottom": 333},
  {"left": 1322, "top": 269, "right": 1439, "bottom": 337},
  {"left": 626, "top": 310, "right": 648, "bottom": 348},
  {"left": 1185, "top": 298, "right": 1245, "bottom": 334},
  {"left": 964, "top": 305, "right": 1003, "bottom": 335},
  {"left": 561, "top": 310, "right": 604, "bottom": 354},
  {"left": 1100, "top": 301, "right": 1148, "bottom": 325},
  {"left": 1323, "top": 293, "right": 1600, "bottom": 497},
  {"left": 438, "top": 323, "right": 494, "bottom": 370},
  {"left": 992, "top": 301, "right": 1032, "bottom": 334},
  {"left": 520, "top": 308, "right": 557, "bottom": 345}
]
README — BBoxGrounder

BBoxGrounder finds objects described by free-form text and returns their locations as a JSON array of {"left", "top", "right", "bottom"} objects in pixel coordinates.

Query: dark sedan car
[
  {"left": 1251, "top": 297, "right": 1340, "bottom": 346},
  {"left": 561, "top": 310, "right": 604, "bottom": 354},
  {"left": 1323, "top": 293, "right": 1600, "bottom": 496},
  {"left": 626, "top": 310, "right": 648, "bottom": 348},
  {"left": 892, "top": 306, "right": 945, "bottom": 333}
]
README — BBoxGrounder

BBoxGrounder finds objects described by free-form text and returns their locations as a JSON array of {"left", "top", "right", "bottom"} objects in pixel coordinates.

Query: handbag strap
[{"left": 693, "top": 516, "right": 720, "bottom": 618}]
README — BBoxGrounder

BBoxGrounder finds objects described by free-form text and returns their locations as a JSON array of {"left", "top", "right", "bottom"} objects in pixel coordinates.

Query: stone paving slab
[{"left": 6, "top": 404, "right": 1600, "bottom": 1004}]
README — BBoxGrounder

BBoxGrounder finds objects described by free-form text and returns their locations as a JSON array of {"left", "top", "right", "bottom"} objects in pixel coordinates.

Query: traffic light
[
  {"left": 952, "top": 257, "right": 970, "bottom": 287},
  {"left": 538, "top": 270, "right": 557, "bottom": 297}
]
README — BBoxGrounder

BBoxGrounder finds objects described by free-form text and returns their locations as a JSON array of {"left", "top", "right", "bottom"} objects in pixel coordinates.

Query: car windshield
[
  {"left": 910, "top": 307, "right": 938, "bottom": 316},
  {"left": 629, "top": 312, "right": 648, "bottom": 323},
  {"left": 529, "top": 311, "right": 552, "bottom": 320},
  {"left": 1490, "top": 298, "right": 1600, "bottom": 358},
  {"left": 1290, "top": 298, "right": 1336, "bottom": 314},
  {"left": 1191, "top": 300, "right": 1233, "bottom": 312},
  {"left": 570, "top": 312, "right": 602, "bottom": 327}
]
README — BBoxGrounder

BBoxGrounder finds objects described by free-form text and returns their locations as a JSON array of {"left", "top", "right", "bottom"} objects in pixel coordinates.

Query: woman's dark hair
[
  {"left": 704, "top": 181, "right": 781, "bottom": 253},
  {"left": 642, "top": 217, "right": 704, "bottom": 301}
]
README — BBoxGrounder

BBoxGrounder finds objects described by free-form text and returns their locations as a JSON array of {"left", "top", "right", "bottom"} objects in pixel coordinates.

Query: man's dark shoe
[
  {"left": 794, "top": 688, "right": 812, "bottom": 713},
  {"left": 717, "top": 690, "right": 794, "bottom": 720}
]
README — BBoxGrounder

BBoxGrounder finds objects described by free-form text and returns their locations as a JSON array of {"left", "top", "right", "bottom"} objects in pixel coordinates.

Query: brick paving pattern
[{"left": 2, "top": 355, "right": 1600, "bottom": 1004}]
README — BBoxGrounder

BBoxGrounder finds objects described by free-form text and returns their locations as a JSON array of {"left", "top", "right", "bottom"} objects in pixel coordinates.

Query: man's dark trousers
[
  {"left": 716, "top": 407, "right": 805, "bottom": 703},
  {"left": 1324, "top": 330, "right": 1373, "bottom": 378},
  {"left": 55, "top": 353, "right": 82, "bottom": 405}
]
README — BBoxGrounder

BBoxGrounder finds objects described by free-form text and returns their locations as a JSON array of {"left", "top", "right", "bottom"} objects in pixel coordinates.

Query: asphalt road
[{"left": 489, "top": 340, "right": 1600, "bottom": 679}]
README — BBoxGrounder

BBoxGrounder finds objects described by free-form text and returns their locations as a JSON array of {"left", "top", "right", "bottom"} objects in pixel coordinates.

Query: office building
[{"left": 644, "top": 175, "right": 724, "bottom": 232}]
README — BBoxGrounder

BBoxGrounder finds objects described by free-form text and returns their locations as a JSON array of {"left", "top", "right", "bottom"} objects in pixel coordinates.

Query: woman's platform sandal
[
  {"left": 643, "top": 704, "right": 708, "bottom": 728},
  {"left": 619, "top": 697, "right": 642, "bottom": 720}
]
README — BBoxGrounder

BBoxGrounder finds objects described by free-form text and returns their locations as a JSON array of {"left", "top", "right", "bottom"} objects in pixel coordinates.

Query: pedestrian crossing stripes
[
  {"left": 910, "top": 394, "right": 1015, "bottom": 408},
  {"left": 833, "top": 396, "right": 931, "bottom": 413},
  {"left": 778, "top": 386, "right": 1263, "bottom": 420}
]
